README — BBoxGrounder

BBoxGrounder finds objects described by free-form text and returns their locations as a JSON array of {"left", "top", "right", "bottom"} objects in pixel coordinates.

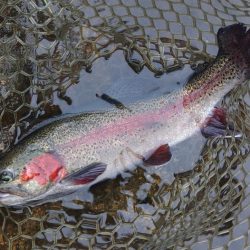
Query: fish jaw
[
  {"left": 0, "top": 193, "right": 25, "bottom": 206},
  {"left": 0, "top": 181, "right": 74, "bottom": 206},
  {"left": 0, "top": 181, "right": 33, "bottom": 206},
  {"left": 0, "top": 182, "right": 84, "bottom": 206}
]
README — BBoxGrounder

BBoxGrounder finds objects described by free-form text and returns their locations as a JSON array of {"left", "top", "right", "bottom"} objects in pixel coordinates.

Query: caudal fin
[
  {"left": 217, "top": 23, "right": 250, "bottom": 79},
  {"left": 243, "top": 27, "right": 250, "bottom": 78}
]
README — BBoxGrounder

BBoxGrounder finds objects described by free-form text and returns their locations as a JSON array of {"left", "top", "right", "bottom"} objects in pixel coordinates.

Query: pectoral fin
[
  {"left": 60, "top": 162, "right": 107, "bottom": 185},
  {"left": 143, "top": 144, "right": 172, "bottom": 166}
]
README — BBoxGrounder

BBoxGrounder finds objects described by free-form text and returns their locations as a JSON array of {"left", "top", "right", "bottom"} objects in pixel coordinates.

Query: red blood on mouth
[{"left": 20, "top": 153, "right": 67, "bottom": 185}]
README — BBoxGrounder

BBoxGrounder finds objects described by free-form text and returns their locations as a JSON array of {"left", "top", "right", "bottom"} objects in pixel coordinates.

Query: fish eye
[{"left": 0, "top": 170, "right": 14, "bottom": 183}]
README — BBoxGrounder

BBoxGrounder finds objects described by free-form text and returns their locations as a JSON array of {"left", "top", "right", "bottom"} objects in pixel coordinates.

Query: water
[
  {"left": 0, "top": 48, "right": 248, "bottom": 249},
  {"left": 0, "top": 1, "right": 250, "bottom": 248},
  {"left": 0, "top": 48, "right": 213, "bottom": 249},
  {"left": 53, "top": 51, "right": 192, "bottom": 113}
]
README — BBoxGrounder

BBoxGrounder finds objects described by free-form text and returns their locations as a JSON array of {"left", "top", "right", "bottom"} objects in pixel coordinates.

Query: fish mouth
[
  {"left": 0, "top": 192, "right": 10, "bottom": 198},
  {"left": 0, "top": 185, "right": 30, "bottom": 198},
  {"left": 0, "top": 190, "right": 28, "bottom": 206}
]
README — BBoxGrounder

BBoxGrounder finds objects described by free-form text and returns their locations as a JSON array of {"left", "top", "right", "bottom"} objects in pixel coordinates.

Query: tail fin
[
  {"left": 217, "top": 23, "right": 250, "bottom": 78},
  {"left": 217, "top": 23, "right": 247, "bottom": 54},
  {"left": 243, "top": 28, "right": 250, "bottom": 79}
]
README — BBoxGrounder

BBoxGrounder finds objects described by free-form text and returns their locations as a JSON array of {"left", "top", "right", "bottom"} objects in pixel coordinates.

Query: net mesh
[{"left": 0, "top": 0, "right": 250, "bottom": 249}]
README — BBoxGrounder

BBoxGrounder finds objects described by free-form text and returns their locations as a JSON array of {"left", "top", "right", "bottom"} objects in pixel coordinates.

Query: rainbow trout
[{"left": 0, "top": 23, "right": 249, "bottom": 206}]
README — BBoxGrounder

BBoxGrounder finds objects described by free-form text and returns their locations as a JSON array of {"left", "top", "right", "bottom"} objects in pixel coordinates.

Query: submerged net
[{"left": 0, "top": 0, "right": 250, "bottom": 249}]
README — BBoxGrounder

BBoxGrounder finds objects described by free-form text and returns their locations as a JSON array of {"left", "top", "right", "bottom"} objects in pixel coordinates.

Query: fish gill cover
[{"left": 0, "top": 0, "right": 249, "bottom": 249}]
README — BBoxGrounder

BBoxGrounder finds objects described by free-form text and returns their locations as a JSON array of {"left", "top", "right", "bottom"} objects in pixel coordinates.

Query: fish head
[
  {"left": 0, "top": 168, "right": 45, "bottom": 205},
  {"left": 0, "top": 150, "right": 67, "bottom": 206}
]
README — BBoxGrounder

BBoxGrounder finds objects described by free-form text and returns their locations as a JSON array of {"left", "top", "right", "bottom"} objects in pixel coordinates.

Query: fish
[{"left": 0, "top": 23, "right": 249, "bottom": 206}]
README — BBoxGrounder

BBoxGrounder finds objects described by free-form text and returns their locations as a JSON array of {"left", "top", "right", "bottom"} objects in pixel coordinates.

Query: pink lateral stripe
[{"left": 57, "top": 64, "right": 228, "bottom": 150}]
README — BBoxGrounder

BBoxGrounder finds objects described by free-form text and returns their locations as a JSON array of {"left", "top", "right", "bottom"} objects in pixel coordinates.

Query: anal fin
[
  {"left": 143, "top": 144, "right": 172, "bottom": 166},
  {"left": 201, "top": 107, "right": 228, "bottom": 138},
  {"left": 201, "top": 107, "right": 240, "bottom": 138},
  {"left": 60, "top": 162, "right": 106, "bottom": 185}
]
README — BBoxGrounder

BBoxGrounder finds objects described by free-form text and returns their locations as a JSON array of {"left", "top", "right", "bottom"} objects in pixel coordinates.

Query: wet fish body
[{"left": 0, "top": 23, "right": 249, "bottom": 205}]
